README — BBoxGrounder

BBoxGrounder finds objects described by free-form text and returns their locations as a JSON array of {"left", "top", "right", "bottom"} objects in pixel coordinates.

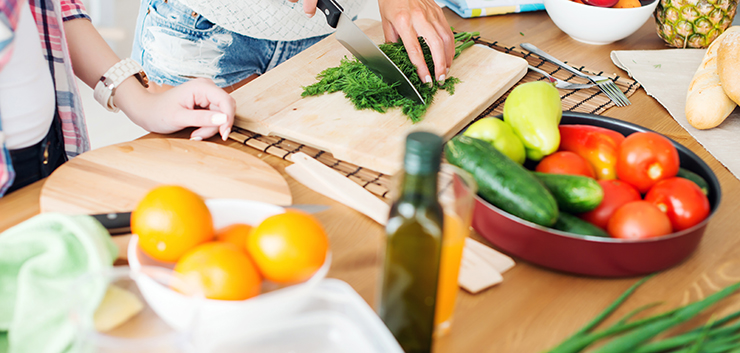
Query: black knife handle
[
  {"left": 91, "top": 212, "right": 132, "bottom": 236},
  {"left": 316, "top": 0, "right": 343, "bottom": 28}
]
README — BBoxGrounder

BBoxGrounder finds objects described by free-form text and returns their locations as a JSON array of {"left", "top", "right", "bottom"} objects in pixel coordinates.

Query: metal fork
[
  {"left": 520, "top": 43, "right": 631, "bottom": 107},
  {"left": 528, "top": 65, "right": 596, "bottom": 90}
]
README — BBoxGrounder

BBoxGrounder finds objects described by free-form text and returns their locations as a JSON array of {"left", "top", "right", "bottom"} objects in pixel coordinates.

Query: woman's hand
[
  {"left": 117, "top": 78, "right": 236, "bottom": 141},
  {"left": 377, "top": 0, "right": 454, "bottom": 85},
  {"left": 64, "top": 18, "right": 235, "bottom": 141},
  {"left": 292, "top": 0, "right": 454, "bottom": 86}
]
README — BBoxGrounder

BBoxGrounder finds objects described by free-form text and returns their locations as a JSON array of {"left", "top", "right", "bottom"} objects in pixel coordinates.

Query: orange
[
  {"left": 246, "top": 210, "right": 329, "bottom": 284},
  {"left": 215, "top": 223, "right": 252, "bottom": 252},
  {"left": 131, "top": 185, "right": 214, "bottom": 263},
  {"left": 174, "top": 242, "right": 262, "bottom": 300}
]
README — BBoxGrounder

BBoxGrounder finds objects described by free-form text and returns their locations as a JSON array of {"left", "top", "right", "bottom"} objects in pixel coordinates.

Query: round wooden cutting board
[{"left": 40, "top": 138, "right": 292, "bottom": 214}]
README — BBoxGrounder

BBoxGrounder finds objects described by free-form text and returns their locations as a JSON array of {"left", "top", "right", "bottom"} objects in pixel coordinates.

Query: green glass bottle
[{"left": 379, "top": 131, "right": 444, "bottom": 353}]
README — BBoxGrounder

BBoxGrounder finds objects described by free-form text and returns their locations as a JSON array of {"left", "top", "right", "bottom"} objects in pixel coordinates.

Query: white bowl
[
  {"left": 544, "top": 0, "right": 659, "bottom": 45},
  {"left": 127, "top": 199, "right": 331, "bottom": 335}
]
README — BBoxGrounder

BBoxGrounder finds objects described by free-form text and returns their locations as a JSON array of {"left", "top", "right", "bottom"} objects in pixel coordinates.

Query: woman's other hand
[
  {"left": 116, "top": 77, "right": 236, "bottom": 141},
  {"left": 293, "top": 0, "right": 454, "bottom": 86}
]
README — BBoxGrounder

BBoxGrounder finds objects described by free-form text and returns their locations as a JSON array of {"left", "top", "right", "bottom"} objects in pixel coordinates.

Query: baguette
[
  {"left": 718, "top": 29, "right": 740, "bottom": 105},
  {"left": 685, "top": 26, "right": 739, "bottom": 130}
]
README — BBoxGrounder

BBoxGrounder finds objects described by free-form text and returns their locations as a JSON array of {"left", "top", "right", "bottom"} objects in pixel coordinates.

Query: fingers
[
  {"left": 303, "top": 0, "right": 318, "bottom": 18},
  {"left": 382, "top": 19, "right": 400, "bottom": 44},
  {"left": 412, "top": 20, "right": 448, "bottom": 84},
  {"left": 175, "top": 78, "right": 235, "bottom": 140},
  {"left": 396, "top": 25, "right": 432, "bottom": 85},
  {"left": 379, "top": 0, "right": 454, "bottom": 85},
  {"left": 432, "top": 17, "right": 455, "bottom": 74},
  {"left": 187, "top": 78, "right": 236, "bottom": 118},
  {"left": 190, "top": 126, "right": 220, "bottom": 141}
]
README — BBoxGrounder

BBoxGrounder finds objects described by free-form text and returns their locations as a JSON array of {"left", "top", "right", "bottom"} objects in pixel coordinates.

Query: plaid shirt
[{"left": 0, "top": 0, "right": 90, "bottom": 195}]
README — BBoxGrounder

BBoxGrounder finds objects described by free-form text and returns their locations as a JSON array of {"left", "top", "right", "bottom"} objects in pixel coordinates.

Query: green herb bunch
[
  {"left": 301, "top": 31, "right": 479, "bottom": 123},
  {"left": 545, "top": 276, "right": 740, "bottom": 353}
]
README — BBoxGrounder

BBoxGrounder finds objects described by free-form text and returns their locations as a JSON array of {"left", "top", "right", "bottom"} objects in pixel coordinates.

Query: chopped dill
[{"left": 301, "top": 31, "right": 479, "bottom": 123}]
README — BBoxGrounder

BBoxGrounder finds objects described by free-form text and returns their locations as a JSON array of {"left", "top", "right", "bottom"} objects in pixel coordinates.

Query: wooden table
[{"left": 3, "top": 9, "right": 740, "bottom": 352}]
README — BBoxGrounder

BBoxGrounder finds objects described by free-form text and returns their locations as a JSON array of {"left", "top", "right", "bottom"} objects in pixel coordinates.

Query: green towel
[{"left": 0, "top": 213, "right": 118, "bottom": 353}]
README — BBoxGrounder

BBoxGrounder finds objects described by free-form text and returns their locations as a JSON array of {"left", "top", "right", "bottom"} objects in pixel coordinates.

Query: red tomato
[
  {"left": 616, "top": 132, "right": 679, "bottom": 193},
  {"left": 607, "top": 201, "right": 673, "bottom": 240},
  {"left": 535, "top": 151, "right": 596, "bottom": 178},
  {"left": 580, "top": 180, "right": 641, "bottom": 229},
  {"left": 644, "top": 177, "right": 710, "bottom": 231}
]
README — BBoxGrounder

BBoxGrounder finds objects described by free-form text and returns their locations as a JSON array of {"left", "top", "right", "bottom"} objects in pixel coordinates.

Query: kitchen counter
[{"left": 3, "top": 9, "right": 740, "bottom": 352}]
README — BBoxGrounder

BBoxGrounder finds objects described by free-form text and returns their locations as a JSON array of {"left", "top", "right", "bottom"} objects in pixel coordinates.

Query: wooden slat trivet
[{"left": 228, "top": 37, "right": 640, "bottom": 200}]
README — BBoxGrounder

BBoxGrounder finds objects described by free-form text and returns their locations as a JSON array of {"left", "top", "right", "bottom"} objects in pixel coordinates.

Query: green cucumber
[
  {"left": 532, "top": 172, "right": 603, "bottom": 213},
  {"left": 552, "top": 212, "right": 610, "bottom": 237},
  {"left": 677, "top": 168, "right": 709, "bottom": 195},
  {"left": 445, "top": 136, "right": 558, "bottom": 227}
]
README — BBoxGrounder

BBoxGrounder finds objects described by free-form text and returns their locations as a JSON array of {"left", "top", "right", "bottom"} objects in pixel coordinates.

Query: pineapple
[{"left": 655, "top": 0, "right": 737, "bottom": 48}]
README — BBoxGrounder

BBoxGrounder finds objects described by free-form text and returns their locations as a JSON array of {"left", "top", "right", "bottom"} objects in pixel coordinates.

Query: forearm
[
  {"left": 63, "top": 18, "right": 235, "bottom": 140},
  {"left": 63, "top": 18, "right": 150, "bottom": 121}
]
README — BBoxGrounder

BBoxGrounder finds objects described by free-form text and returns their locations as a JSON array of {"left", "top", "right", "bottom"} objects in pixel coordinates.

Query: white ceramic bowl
[
  {"left": 127, "top": 199, "right": 331, "bottom": 335},
  {"left": 544, "top": 0, "right": 659, "bottom": 45}
]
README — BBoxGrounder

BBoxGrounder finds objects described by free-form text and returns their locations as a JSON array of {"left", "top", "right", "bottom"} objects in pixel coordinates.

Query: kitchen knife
[
  {"left": 316, "top": 0, "right": 425, "bottom": 105},
  {"left": 91, "top": 204, "right": 330, "bottom": 236}
]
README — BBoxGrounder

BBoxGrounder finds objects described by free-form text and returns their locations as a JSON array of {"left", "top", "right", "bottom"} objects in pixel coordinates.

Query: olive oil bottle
[{"left": 379, "top": 131, "right": 444, "bottom": 353}]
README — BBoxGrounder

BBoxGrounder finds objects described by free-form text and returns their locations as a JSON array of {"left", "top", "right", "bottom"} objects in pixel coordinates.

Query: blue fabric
[{"left": 131, "top": 0, "right": 328, "bottom": 87}]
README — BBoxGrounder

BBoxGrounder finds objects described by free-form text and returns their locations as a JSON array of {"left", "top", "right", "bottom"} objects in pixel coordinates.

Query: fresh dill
[{"left": 301, "top": 31, "right": 479, "bottom": 123}]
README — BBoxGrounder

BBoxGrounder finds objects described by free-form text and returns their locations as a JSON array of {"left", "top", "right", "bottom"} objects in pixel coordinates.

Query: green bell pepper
[
  {"left": 463, "top": 117, "right": 526, "bottom": 164},
  {"left": 503, "top": 81, "right": 562, "bottom": 161}
]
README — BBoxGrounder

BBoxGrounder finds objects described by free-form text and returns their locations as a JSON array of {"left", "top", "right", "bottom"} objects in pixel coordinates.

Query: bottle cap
[{"left": 404, "top": 131, "right": 443, "bottom": 175}]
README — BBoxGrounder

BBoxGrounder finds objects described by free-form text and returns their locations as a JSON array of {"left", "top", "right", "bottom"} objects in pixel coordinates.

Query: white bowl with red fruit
[
  {"left": 127, "top": 195, "right": 331, "bottom": 335},
  {"left": 544, "top": 0, "right": 659, "bottom": 45},
  {"left": 472, "top": 112, "right": 720, "bottom": 277}
]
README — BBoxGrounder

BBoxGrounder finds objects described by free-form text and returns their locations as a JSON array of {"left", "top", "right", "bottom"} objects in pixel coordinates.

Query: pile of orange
[{"left": 131, "top": 185, "right": 329, "bottom": 301}]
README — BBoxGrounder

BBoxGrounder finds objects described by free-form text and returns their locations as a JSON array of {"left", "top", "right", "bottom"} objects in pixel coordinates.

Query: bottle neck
[{"left": 399, "top": 171, "right": 438, "bottom": 201}]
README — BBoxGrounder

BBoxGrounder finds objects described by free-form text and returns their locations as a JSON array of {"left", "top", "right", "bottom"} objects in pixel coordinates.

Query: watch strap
[{"left": 93, "top": 58, "right": 149, "bottom": 113}]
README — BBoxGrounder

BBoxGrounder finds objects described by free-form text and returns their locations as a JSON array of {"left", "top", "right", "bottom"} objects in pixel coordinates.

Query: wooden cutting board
[
  {"left": 231, "top": 19, "right": 527, "bottom": 175},
  {"left": 40, "top": 138, "right": 292, "bottom": 214}
]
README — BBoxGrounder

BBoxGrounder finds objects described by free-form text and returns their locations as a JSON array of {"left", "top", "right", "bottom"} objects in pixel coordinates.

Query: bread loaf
[
  {"left": 718, "top": 29, "right": 740, "bottom": 105},
  {"left": 685, "top": 26, "right": 739, "bottom": 130}
]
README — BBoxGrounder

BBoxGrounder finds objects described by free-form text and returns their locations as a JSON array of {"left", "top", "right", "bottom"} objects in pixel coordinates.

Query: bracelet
[{"left": 93, "top": 58, "right": 149, "bottom": 113}]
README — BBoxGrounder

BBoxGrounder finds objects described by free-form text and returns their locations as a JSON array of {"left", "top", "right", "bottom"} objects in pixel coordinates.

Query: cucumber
[
  {"left": 445, "top": 136, "right": 558, "bottom": 227},
  {"left": 532, "top": 172, "right": 603, "bottom": 213},
  {"left": 677, "top": 168, "right": 709, "bottom": 195},
  {"left": 552, "top": 212, "right": 610, "bottom": 237}
]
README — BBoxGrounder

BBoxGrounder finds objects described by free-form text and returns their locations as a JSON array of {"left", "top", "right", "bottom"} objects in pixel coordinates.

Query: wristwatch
[{"left": 93, "top": 58, "right": 149, "bottom": 113}]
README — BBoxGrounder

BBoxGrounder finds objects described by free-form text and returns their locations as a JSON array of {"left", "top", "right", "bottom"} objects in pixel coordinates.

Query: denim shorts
[{"left": 130, "top": 0, "right": 329, "bottom": 87}]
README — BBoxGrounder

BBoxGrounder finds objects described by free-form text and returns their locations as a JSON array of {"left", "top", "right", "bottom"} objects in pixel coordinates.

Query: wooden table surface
[{"left": 3, "top": 9, "right": 740, "bottom": 352}]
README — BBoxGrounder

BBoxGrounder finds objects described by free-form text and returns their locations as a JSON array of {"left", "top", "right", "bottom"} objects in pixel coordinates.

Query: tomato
[
  {"left": 607, "top": 201, "right": 673, "bottom": 239},
  {"left": 580, "top": 179, "right": 641, "bottom": 229},
  {"left": 535, "top": 151, "right": 596, "bottom": 178},
  {"left": 559, "top": 125, "right": 623, "bottom": 180},
  {"left": 644, "top": 177, "right": 710, "bottom": 231},
  {"left": 616, "top": 132, "right": 679, "bottom": 193}
]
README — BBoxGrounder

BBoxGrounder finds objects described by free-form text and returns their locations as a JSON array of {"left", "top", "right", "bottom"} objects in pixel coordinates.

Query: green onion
[
  {"left": 592, "top": 282, "right": 740, "bottom": 353},
  {"left": 634, "top": 311, "right": 740, "bottom": 353},
  {"left": 545, "top": 276, "right": 653, "bottom": 353}
]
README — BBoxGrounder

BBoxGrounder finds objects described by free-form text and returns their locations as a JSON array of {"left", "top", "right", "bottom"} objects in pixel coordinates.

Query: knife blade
[
  {"left": 316, "top": 0, "right": 425, "bottom": 105},
  {"left": 91, "top": 204, "right": 330, "bottom": 236}
]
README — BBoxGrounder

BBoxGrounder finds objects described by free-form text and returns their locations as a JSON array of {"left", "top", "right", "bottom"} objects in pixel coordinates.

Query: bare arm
[{"left": 63, "top": 18, "right": 235, "bottom": 140}]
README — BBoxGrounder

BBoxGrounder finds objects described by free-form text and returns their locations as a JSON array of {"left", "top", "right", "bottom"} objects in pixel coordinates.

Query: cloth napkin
[
  {"left": 611, "top": 49, "right": 740, "bottom": 180},
  {"left": 0, "top": 214, "right": 118, "bottom": 353},
  {"left": 438, "top": 0, "right": 544, "bottom": 17}
]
